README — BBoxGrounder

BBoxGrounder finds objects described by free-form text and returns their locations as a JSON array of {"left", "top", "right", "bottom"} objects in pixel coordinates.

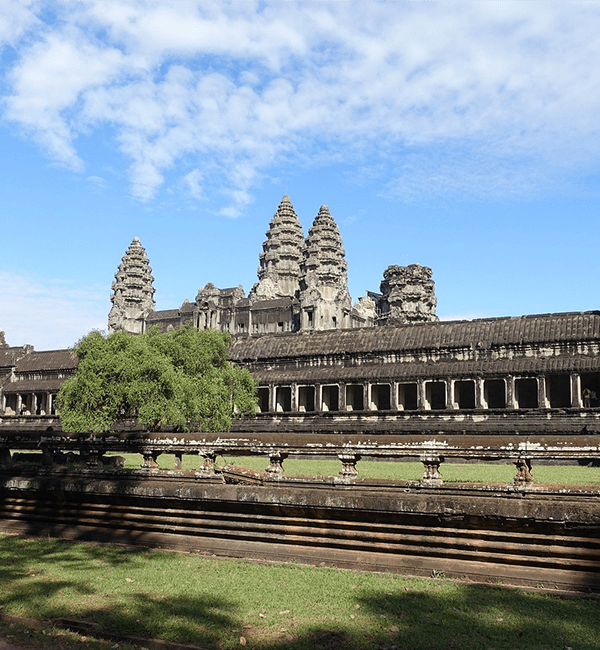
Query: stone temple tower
[
  {"left": 299, "top": 205, "right": 352, "bottom": 330},
  {"left": 249, "top": 195, "right": 305, "bottom": 301},
  {"left": 378, "top": 264, "right": 438, "bottom": 325},
  {"left": 108, "top": 237, "right": 156, "bottom": 334}
]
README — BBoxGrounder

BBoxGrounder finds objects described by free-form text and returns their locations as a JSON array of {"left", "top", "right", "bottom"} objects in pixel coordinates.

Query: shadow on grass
[{"left": 2, "top": 533, "right": 599, "bottom": 650}]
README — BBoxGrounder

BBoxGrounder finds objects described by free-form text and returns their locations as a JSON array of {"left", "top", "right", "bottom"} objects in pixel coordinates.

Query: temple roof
[
  {"left": 230, "top": 311, "right": 600, "bottom": 362},
  {"left": 14, "top": 349, "right": 77, "bottom": 372}
]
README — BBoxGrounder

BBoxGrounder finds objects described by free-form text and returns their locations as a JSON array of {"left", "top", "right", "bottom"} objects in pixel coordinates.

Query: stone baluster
[
  {"left": 0, "top": 447, "right": 11, "bottom": 466},
  {"left": 338, "top": 453, "right": 361, "bottom": 478},
  {"left": 86, "top": 449, "right": 104, "bottom": 469},
  {"left": 513, "top": 458, "right": 534, "bottom": 485},
  {"left": 421, "top": 454, "right": 444, "bottom": 486},
  {"left": 174, "top": 452, "right": 183, "bottom": 471},
  {"left": 141, "top": 449, "right": 159, "bottom": 469},
  {"left": 196, "top": 451, "right": 218, "bottom": 477},
  {"left": 266, "top": 451, "right": 288, "bottom": 477}
]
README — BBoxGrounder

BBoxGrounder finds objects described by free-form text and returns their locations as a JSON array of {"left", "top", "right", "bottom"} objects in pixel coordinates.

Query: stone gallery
[
  {"left": 2, "top": 196, "right": 600, "bottom": 591},
  {"left": 2, "top": 195, "right": 600, "bottom": 424}
]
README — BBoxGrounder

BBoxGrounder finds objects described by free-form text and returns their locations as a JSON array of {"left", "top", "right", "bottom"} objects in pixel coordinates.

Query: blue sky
[{"left": 2, "top": 1, "right": 600, "bottom": 350}]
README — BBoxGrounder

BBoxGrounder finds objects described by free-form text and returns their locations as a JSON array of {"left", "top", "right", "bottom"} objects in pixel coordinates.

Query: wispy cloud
[
  {"left": 3, "top": 1, "right": 600, "bottom": 214},
  {"left": 0, "top": 270, "right": 107, "bottom": 350}
]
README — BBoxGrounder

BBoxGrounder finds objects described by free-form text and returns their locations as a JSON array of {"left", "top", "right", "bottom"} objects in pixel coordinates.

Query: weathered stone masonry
[{"left": 108, "top": 196, "right": 438, "bottom": 337}]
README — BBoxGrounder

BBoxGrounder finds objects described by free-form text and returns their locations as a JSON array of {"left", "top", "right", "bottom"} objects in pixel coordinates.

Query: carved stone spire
[
  {"left": 108, "top": 237, "right": 155, "bottom": 334},
  {"left": 299, "top": 205, "right": 351, "bottom": 330},
  {"left": 378, "top": 264, "right": 438, "bottom": 325},
  {"left": 249, "top": 195, "right": 304, "bottom": 301}
]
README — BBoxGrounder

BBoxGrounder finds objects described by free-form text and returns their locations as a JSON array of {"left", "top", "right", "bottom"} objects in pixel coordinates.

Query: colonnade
[
  {"left": 0, "top": 391, "right": 57, "bottom": 416},
  {"left": 258, "top": 372, "right": 592, "bottom": 413}
]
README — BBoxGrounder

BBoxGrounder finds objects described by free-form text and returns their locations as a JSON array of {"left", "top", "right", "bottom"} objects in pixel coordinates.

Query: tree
[{"left": 57, "top": 325, "right": 257, "bottom": 433}]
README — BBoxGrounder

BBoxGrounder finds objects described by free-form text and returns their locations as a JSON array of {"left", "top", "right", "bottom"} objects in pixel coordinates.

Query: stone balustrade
[{"left": 1, "top": 418, "right": 599, "bottom": 487}]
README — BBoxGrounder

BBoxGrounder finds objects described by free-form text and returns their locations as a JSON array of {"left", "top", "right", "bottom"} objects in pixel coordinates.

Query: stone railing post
[
  {"left": 196, "top": 450, "right": 218, "bottom": 477},
  {"left": 41, "top": 444, "right": 54, "bottom": 467},
  {"left": 0, "top": 447, "right": 11, "bottom": 466},
  {"left": 141, "top": 449, "right": 159, "bottom": 469},
  {"left": 338, "top": 453, "right": 361, "bottom": 478},
  {"left": 86, "top": 449, "right": 104, "bottom": 469},
  {"left": 266, "top": 451, "right": 288, "bottom": 478},
  {"left": 513, "top": 458, "right": 534, "bottom": 485},
  {"left": 420, "top": 454, "right": 444, "bottom": 486}
]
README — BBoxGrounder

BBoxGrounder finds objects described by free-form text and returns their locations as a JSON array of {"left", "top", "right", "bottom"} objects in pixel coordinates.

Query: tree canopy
[{"left": 57, "top": 325, "right": 257, "bottom": 433}]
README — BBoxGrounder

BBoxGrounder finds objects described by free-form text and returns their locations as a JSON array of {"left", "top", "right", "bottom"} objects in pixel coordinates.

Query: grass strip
[{"left": 1, "top": 534, "right": 599, "bottom": 650}]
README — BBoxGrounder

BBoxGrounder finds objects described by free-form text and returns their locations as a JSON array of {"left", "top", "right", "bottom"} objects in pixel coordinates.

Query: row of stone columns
[
  {"left": 0, "top": 391, "right": 56, "bottom": 415},
  {"left": 263, "top": 373, "right": 586, "bottom": 413}
]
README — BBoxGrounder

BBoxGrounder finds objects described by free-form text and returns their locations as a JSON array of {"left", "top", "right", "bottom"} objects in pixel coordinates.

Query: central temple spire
[
  {"left": 249, "top": 195, "right": 305, "bottom": 301},
  {"left": 299, "top": 205, "right": 351, "bottom": 330}
]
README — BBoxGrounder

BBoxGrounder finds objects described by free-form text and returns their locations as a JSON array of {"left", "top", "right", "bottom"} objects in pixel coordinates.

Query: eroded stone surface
[
  {"left": 108, "top": 237, "right": 155, "bottom": 334},
  {"left": 113, "top": 196, "right": 437, "bottom": 336},
  {"left": 378, "top": 264, "right": 438, "bottom": 325}
]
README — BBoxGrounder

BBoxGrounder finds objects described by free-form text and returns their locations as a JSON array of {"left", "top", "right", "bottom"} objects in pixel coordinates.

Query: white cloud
[
  {"left": 0, "top": 270, "right": 107, "bottom": 350},
  {"left": 3, "top": 1, "right": 600, "bottom": 212}
]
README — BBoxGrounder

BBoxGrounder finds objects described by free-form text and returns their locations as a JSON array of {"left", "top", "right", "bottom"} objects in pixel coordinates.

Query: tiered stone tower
[
  {"left": 108, "top": 237, "right": 156, "bottom": 334},
  {"left": 299, "top": 205, "right": 352, "bottom": 330},
  {"left": 107, "top": 198, "right": 437, "bottom": 336},
  {"left": 249, "top": 195, "right": 304, "bottom": 301},
  {"left": 378, "top": 264, "right": 438, "bottom": 325}
]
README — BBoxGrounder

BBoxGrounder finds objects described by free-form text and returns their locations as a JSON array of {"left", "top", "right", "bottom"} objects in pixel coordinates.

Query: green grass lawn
[
  {"left": 101, "top": 452, "right": 600, "bottom": 486},
  {"left": 1, "top": 533, "right": 599, "bottom": 650}
]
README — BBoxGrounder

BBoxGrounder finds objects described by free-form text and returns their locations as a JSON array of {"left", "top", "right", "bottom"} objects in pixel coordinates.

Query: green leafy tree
[{"left": 57, "top": 325, "right": 257, "bottom": 433}]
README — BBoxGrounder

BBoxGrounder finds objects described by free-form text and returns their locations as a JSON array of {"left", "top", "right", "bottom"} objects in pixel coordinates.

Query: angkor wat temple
[
  {"left": 2, "top": 195, "right": 600, "bottom": 424},
  {"left": 107, "top": 195, "right": 438, "bottom": 336}
]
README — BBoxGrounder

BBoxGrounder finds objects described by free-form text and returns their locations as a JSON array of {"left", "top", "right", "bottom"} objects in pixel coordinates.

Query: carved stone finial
[
  {"left": 378, "top": 264, "right": 438, "bottom": 325},
  {"left": 108, "top": 237, "right": 156, "bottom": 334},
  {"left": 299, "top": 205, "right": 351, "bottom": 330},
  {"left": 0, "top": 330, "right": 7, "bottom": 349},
  {"left": 249, "top": 195, "right": 304, "bottom": 301}
]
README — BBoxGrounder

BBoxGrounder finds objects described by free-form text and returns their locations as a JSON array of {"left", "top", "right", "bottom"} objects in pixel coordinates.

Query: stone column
[
  {"left": 418, "top": 381, "right": 428, "bottom": 410},
  {"left": 31, "top": 393, "right": 37, "bottom": 415},
  {"left": 291, "top": 383, "right": 298, "bottom": 412},
  {"left": 390, "top": 382, "right": 399, "bottom": 410},
  {"left": 537, "top": 376, "right": 549, "bottom": 409},
  {"left": 338, "top": 453, "right": 361, "bottom": 478},
  {"left": 506, "top": 376, "right": 517, "bottom": 409},
  {"left": 174, "top": 452, "right": 183, "bottom": 471},
  {"left": 475, "top": 378, "right": 486, "bottom": 409},
  {"left": 0, "top": 393, "right": 6, "bottom": 413},
  {"left": 571, "top": 374, "right": 582, "bottom": 408},
  {"left": 446, "top": 380, "right": 455, "bottom": 410},
  {"left": 421, "top": 454, "right": 444, "bottom": 486},
  {"left": 268, "top": 384, "right": 276, "bottom": 413},
  {"left": 16, "top": 394, "right": 22, "bottom": 414},
  {"left": 315, "top": 384, "right": 323, "bottom": 412},
  {"left": 367, "top": 383, "right": 374, "bottom": 410},
  {"left": 339, "top": 383, "right": 346, "bottom": 411}
]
